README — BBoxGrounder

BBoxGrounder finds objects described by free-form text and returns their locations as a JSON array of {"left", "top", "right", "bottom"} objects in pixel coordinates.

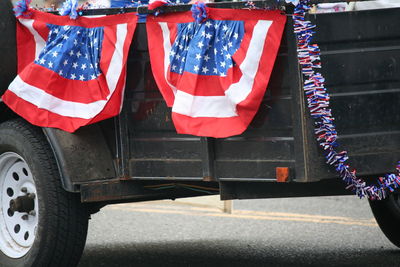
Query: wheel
[
  {"left": 0, "top": 119, "right": 89, "bottom": 267},
  {"left": 369, "top": 192, "right": 400, "bottom": 248}
]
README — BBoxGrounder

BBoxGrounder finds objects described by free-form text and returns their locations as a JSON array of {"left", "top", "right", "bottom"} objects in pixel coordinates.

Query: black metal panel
[
  {"left": 0, "top": 0, "right": 16, "bottom": 96},
  {"left": 303, "top": 8, "right": 400, "bottom": 181}
]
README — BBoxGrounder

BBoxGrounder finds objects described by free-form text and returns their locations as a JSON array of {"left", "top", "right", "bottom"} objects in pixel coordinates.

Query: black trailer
[{"left": 0, "top": 0, "right": 399, "bottom": 266}]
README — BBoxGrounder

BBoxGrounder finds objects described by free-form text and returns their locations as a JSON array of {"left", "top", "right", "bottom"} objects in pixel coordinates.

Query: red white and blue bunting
[{"left": 292, "top": 0, "right": 400, "bottom": 200}]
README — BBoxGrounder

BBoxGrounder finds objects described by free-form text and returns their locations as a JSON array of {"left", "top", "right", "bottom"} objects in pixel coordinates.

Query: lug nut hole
[
  {"left": 14, "top": 224, "right": 20, "bottom": 234},
  {"left": 24, "top": 232, "right": 29, "bottom": 240},
  {"left": 7, "top": 208, "right": 14, "bottom": 217},
  {"left": 12, "top": 172, "right": 19, "bottom": 181},
  {"left": 6, "top": 188, "right": 14, "bottom": 197},
  {"left": 22, "top": 168, "right": 28, "bottom": 176}
]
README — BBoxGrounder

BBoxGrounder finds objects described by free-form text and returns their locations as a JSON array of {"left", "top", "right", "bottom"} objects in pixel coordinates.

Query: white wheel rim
[{"left": 0, "top": 152, "right": 38, "bottom": 258}]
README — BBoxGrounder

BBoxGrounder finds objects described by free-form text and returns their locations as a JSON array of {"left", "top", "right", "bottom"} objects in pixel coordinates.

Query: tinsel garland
[
  {"left": 191, "top": 2, "right": 208, "bottom": 23},
  {"left": 60, "top": 0, "right": 79, "bottom": 19},
  {"left": 13, "top": 0, "right": 32, "bottom": 17},
  {"left": 292, "top": 0, "right": 400, "bottom": 200}
]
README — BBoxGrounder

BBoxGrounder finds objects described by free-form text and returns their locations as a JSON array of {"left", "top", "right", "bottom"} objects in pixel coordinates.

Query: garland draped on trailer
[{"left": 292, "top": 0, "right": 400, "bottom": 200}]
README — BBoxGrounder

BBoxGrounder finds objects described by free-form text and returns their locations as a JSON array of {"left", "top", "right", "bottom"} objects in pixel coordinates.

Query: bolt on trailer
[{"left": 0, "top": 0, "right": 400, "bottom": 266}]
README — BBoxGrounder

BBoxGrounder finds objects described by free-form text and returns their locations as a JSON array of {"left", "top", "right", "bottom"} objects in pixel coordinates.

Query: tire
[
  {"left": 369, "top": 192, "right": 400, "bottom": 248},
  {"left": 0, "top": 119, "right": 89, "bottom": 267}
]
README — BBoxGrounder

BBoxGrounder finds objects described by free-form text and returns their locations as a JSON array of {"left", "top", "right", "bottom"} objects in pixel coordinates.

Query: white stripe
[
  {"left": 9, "top": 76, "right": 107, "bottom": 119},
  {"left": 172, "top": 91, "right": 237, "bottom": 117},
  {"left": 19, "top": 19, "right": 46, "bottom": 59},
  {"left": 106, "top": 23, "right": 128, "bottom": 97},
  {"left": 172, "top": 20, "right": 272, "bottom": 118},
  {"left": 8, "top": 23, "right": 129, "bottom": 119},
  {"left": 159, "top": 22, "right": 177, "bottom": 95}
]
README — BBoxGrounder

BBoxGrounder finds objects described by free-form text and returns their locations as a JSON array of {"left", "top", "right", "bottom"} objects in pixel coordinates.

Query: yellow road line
[{"left": 107, "top": 205, "right": 377, "bottom": 227}]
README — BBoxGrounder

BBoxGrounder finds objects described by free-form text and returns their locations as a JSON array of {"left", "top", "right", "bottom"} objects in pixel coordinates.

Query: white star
[
  {"left": 214, "top": 48, "right": 218, "bottom": 55},
  {"left": 72, "top": 62, "right": 78, "bottom": 69},
  {"left": 63, "top": 59, "right": 68, "bottom": 66},
  {"left": 195, "top": 54, "right": 201, "bottom": 60},
  {"left": 197, "top": 41, "right": 204, "bottom": 49},
  {"left": 85, "top": 54, "right": 89, "bottom": 59},
  {"left": 205, "top": 33, "right": 212, "bottom": 39},
  {"left": 194, "top": 65, "right": 199, "bottom": 72},
  {"left": 70, "top": 73, "right": 76, "bottom": 79},
  {"left": 69, "top": 50, "right": 74, "bottom": 56},
  {"left": 204, "top": 54, "right": 210, "bottom": 62},
  {"left": 233, "top": 33, "right": 239, "bottom": 39},
  {"left": 94, "top": 38, "right": 98, "bottom": 44},
  {"left": 63, "top": 25, "right": 70, "bottom": 30},
  {"left": 76, "top": 30, "right": 81, "bottom": 35},
  {"left": 213, "top": 68, "right": 218, "bottom": 74},
  {"left": 62, "top": 34, "right": 69, "bottom": 40},
  {"left": 76, "top": 51, "right": 82, "bottom": 58},
  {"left": 52, "top": 51, "right": 58, "bottom": 57},
  {"left": 181, "top": 57, "right": 185, "bottom": 62},
  {"left": 223, "top": 25, "right": 228, "bottom": 31},
  {"left": 58, "top": 70, "right": 63, "bottom": 75},
  {"left": 220, "top": 61, "right": 226, "bottom": 68},
  {"left": 205, "top": 21, "right": 212, "bottom": 28},
  {"left": 201, "top": 31, "right": 205, "bottom": 37},
  {"left": 216, "top": 37, "right": 220, "bottom": 43},
  {"left": 202, "top": 66, "right": 209, "bottom": 73},
  {"left": 220, "top": 72, "right": 227, "bottom": 77},
  {"left": 223, "top": 45, "right": 228, "bottom": 51},
  {"left": 225, "top": 54, "right": 231, "bottom": 59},
  {"left": 79, "top": 75, "right": 85, "bottom": 81},
  {"left": 175, "top": 54, "right": 181, "bottom": 60},
  {"left": 171, "top": 65, "right": 177, "bottom": 71},
  {"left": 81, "top": 64, "right": 87, "bottom": 70},
  {"left": 91, "top": 74, "right": 97, "bottom": 79},
  {"left": 48, "top": 61, "right": 53, "bottom": 68},
  {"left": 90, "top": 64, "right": 94, "bottom": 69},
  {"left": 39, "top": 58, "right": 46, "bottom": 64},
  {"left": 228, "top": 42, "right": 233, "bottom": 48},
  {"left": 214, "top": 24, "right": 219, "bottom": 29},
  {"left": 74, "top": 39, "right": 78, "bottom": 46},
  {"left": 179, "top": 68, "right": 183, "bottom": 74},
  {"left": 53, "top": 28, "right": 59, "bottom": 34},
  {"left": 187, "top": 24, "right": 192, "bottom": 29},
  {"left": 170, "top": 50, "right": 176, "bottom": 57},
  {"left": 179, "top": 44, "right": 184, "bottom": 50}
]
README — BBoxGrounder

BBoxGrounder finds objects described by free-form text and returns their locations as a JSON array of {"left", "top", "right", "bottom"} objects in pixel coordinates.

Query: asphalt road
[{"left": 78, "top": 196, "right": 400, "bottom": 267}]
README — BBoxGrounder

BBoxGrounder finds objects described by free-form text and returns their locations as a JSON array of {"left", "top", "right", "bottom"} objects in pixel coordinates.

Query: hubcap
[{"left": 0, "top": 152, "right": 38, "bottom": 258}]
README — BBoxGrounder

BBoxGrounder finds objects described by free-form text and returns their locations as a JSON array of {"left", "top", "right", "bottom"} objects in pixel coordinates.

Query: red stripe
[
  {"left": 2, "top": 90, "right": 91, "bottom": 132},
  {"left": 32, "top": 20, "right": 50, "bottom": 43},
  {"left": 28, "top": 10, "right": 137, "bottom": 28},
  {"left": 100, "top": 24, "right": 117, "bottom": 75},
  {"left": 18, "top": 64, "right": 109, "bottom": 103},
  {"left": 147, "top": 21, "right": 176, "bottom": 107},
  {"left": 17, "top": 21, "right": 37, "bottom": 72},
  {"left": 172, "top": 113, "right": 248, "bottom": 138},
  {"left": 168, "top": 70, "right": 240, "bottom": 96}
]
